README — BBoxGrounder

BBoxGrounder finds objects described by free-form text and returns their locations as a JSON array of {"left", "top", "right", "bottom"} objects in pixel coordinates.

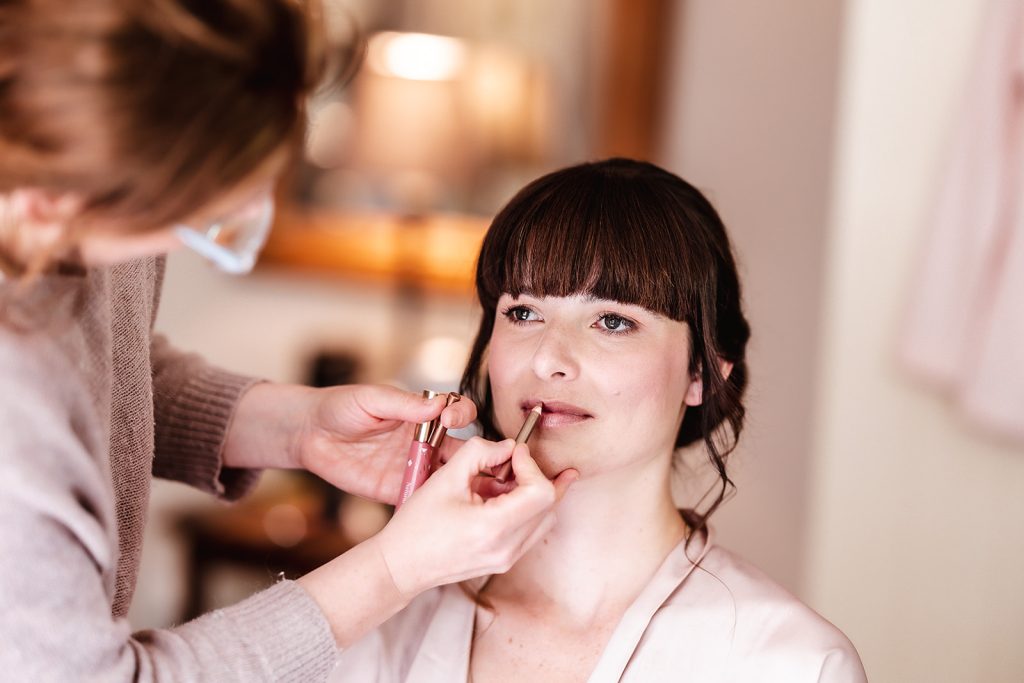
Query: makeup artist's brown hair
[
  {"left": 0, "top": 0, "right": 359, "bottom": 276},
  {"left": 460, "top": 158, "right": 751, "bottom": 535}
]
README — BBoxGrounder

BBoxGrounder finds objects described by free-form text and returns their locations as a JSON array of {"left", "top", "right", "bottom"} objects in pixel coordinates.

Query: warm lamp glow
[
  {"left": 367, "top": 32, "right": 468, "bottom": 82},
  {"left": 312, "top": 30, "right": 549, "bottom": 213}
]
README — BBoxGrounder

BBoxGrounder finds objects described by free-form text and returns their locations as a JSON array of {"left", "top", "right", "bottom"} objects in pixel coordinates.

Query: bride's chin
[{"left": 529, "top": 447, "right": 579, "bottom": 479}]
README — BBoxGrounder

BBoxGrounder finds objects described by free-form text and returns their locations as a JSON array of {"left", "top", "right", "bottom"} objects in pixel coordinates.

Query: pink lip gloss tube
[{"left": 397, "top": 390, "right": 437, "bottom": 509}]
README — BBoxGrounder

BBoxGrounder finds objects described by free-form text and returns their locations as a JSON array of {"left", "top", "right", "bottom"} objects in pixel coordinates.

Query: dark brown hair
[
  {"left": 0, "top": 0, "right": 338, "bottom": 245},
  {"left": 460, "top": 158, "right": 751, "bottom": 532}
]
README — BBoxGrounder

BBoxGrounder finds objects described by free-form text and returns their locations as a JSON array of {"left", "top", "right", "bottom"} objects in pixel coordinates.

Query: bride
[{"left": 333, "top": 158, "right": 866, "bottom": 682}]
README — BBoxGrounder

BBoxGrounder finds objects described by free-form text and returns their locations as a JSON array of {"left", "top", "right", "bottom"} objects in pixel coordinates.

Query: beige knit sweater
[{"left": 0, "top": 257, "right": 337, "bottom": 681}]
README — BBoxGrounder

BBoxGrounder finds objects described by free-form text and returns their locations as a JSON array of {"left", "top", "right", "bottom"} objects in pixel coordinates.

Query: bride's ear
[{"left": 683, "top": 359, "right": 735, "bottom": 407}]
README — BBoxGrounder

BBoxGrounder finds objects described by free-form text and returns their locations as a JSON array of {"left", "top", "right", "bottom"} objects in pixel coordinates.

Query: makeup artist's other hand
[
  {"left": 375, "top": 438, "right": 578, "bottom": 598},
  {"left": 298, "top": 384, "right": 477, "bottom": 503},
  {"left": 224, "top": 383, "right": 476, "bottom": 504}
]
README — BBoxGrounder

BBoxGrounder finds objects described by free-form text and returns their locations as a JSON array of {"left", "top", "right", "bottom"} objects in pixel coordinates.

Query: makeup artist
[{"left": 0, "top": 1, "right": 576, "bottom": 681}]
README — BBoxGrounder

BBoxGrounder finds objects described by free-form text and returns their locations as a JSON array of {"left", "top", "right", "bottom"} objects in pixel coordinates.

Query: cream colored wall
[
  {"left": 807, "top": 1, "right": 1024, "bottom": 681},
  {"left": 660, "top": 0, "right": 844, "bottom": 594},
  {"left": 154, "top": 252, "right": 480, "bottom": 385}
]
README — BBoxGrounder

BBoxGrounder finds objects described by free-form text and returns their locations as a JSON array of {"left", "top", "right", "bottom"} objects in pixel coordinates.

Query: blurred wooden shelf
[{"left": 259, "top": 209, "right": 490, "bottom": 294}]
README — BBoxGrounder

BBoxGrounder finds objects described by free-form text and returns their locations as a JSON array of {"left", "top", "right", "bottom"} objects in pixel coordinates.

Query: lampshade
[{"left": 329, "top": 31, "right": 549, "bottom": 213}]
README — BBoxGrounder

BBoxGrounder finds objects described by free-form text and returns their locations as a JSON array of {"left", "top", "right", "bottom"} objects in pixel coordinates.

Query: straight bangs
[{"left": 476, "top": 163, "right": 699, "bottom": 322}]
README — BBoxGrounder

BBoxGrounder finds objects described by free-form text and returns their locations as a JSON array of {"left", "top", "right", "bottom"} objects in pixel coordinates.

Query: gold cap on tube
[
  {"left": 414, "top": 389, "right": 438, "bottom": 442},
  {"left": 428, "top": 392, "right": 462, "bottom": 448}
]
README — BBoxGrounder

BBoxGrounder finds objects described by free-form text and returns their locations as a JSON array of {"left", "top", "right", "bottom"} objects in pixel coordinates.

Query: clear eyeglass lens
[{"left": 174, "top": 192, "right": 275, "bottom": 275}]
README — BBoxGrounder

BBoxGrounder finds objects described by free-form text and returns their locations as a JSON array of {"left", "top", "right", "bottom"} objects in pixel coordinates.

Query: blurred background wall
[
  {"left": 140, "top": 1, "right": 1024, "bottom": 681},
  {"left": 660, "top": 0, "right": 844, "bottom": 600},
  {"left": 806, "top": 1, "right": 1024, "bottom": 681}
]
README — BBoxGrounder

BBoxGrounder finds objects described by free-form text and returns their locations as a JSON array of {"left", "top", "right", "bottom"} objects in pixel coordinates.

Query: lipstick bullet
[{"left": 493, "top": 402, "right": 543, "bottom": 483}]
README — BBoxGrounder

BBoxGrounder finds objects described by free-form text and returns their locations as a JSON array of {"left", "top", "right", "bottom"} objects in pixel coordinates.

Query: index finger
[
  {"left": 504, "top": 444, "right": 578, "bottom": 502},
  {"left": 480, "top": 445, "right": 561, "bottom": 516},
  {"left": 351, "top": 384, "right": 444, "bottom": 424},
  {"left": 502, "top": 443, "right": 547, "bottom": 488}
]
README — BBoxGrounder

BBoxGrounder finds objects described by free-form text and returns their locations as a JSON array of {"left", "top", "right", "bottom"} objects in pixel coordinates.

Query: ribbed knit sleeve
[
  {"left": 0, "top": 328, "right": 338, "bottom": 682},
  {"left": 131, "top": 581, "right": 338, "bottom": 682},
  {"left": 150, "top": 334, "right": 263, "bottom": 500}
]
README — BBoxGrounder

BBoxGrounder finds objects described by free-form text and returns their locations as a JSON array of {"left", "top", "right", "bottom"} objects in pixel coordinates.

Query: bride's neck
[{"left": 484, "top": 457, "right": 687, "bottom": 624}]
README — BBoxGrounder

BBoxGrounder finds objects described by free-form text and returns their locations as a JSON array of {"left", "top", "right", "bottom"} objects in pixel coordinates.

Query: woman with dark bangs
[{"left": 334, "top": 159, "right": 867, "bottom": 682}]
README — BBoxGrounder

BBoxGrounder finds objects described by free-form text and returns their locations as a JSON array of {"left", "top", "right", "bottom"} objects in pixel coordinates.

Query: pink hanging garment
[{"left": 901, "top": 0, "right": 1024, "bottom": 443}]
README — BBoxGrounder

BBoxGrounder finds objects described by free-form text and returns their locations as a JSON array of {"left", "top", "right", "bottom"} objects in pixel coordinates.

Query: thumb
[{"left": 550, "top": 468, "right": 579, "bottom": 501}]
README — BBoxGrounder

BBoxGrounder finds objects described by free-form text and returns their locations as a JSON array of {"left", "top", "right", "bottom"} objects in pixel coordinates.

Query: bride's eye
[
  {"left": 501, "top": 305, "right": 540, "bottom": 324},
  {"left": 595, "top": 313, "right": 636, "bottom": 334}
]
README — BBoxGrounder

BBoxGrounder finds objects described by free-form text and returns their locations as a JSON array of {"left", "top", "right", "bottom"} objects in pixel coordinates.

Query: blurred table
[{"left": 176, "top": 494, "right": 354, "bottom": 620}]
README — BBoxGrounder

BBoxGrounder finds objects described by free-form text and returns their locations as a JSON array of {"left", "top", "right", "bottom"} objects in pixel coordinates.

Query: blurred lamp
[{"left": 334, "top": 31, "right": 548, "bottom": 215}]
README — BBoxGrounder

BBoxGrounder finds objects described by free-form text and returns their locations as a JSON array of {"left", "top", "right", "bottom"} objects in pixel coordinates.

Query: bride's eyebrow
[
  {"left": 586, "top": 297, "right": 672, "bottom": 321},
  {"left": 581, "top": 294, "right": 646, "bottom": 309}
]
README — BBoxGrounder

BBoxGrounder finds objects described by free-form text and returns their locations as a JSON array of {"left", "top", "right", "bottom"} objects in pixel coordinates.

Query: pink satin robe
[{"left": 330, "top": 527, "right": 867, "bottom": 682}]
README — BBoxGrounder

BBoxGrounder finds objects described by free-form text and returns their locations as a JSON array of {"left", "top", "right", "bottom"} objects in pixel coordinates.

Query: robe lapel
[
  {"left": 587, "top": 528, "right": 713, "bottom": 683},
  {"left": 405, "top": 584, "right": 476, "bottom": 682}
]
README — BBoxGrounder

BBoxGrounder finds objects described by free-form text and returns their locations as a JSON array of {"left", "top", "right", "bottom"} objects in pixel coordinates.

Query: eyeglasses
[{"left": 174, "top": 191, "right": 275, "bottom": 275}]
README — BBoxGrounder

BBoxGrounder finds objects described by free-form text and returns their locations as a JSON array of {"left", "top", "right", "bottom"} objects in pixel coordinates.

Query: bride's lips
[{"left": 521, "top": 400, "right": 593, "bottom": 428}]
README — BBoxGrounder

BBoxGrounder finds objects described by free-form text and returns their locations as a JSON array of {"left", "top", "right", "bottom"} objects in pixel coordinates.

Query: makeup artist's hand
[
  {"left": 375, "top": 437, "right": 579, "bottom": 598},
  {"left": 296, "top": 436, "right": 576, "bottom": 648},
  {"left": 222, "top": 382, "right": 477, "bottom": 503}
]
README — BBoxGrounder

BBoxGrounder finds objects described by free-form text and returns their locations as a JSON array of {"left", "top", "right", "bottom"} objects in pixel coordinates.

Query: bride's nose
[{"left": 530, "top": 326, "right": 580, "bottom": 381}]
